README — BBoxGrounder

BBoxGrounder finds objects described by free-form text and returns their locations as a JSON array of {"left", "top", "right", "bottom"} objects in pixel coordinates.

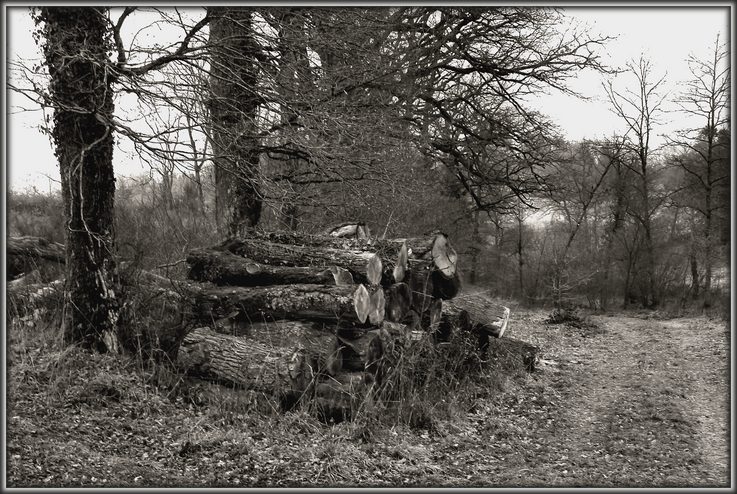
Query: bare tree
[
  {"left": 544, "top": 140, "right": 613, "bottom": 307},
  {"left": 595, "top": 135, "right": 635, "bottom": 310},
  {"left": 668, "top": 36, "right": 730, "bottom": 306},
  {"left": 604, "top": 57, "right": 667, "bottom": 308},
  {"left": 395, "top": 8, "right": 613, "bottom": 214}
]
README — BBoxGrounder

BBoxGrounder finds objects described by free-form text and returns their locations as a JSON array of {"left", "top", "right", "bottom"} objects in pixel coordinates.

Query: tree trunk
[
  {"left": 703, "top": 188, "right": 713, "bottom": 307},
  {"left": 516, "top": 212, "right": 525, "bottom": 300},
  {"left": 187, "top": 248, "right": 335, "bottom": 286},
  {"left": 600, "top": 179, "right": 624, "bottom": 311},
  {"left": 441, "top": 294, "right": 510, "bottom": 338},
  {"left": 7, "top": 236, "right": 66, "bottom": 280},
  {"left": 215, "top": 235, "right": 447, "bottom": 286},
  {"left": 274, "top": 10, "right": 308, "bottom": 232},
  {"left": 229, "top": 231, "right": 454, "bottom": 270},
  {"left": 640, "top": 157, "right": 658, "bottom": 309},
  {"left": 622, "top": 259, "right": 632, "bottom": 309},
  {"left": 39, "top": 7, "right": 120, "bottom": 352},
  {"left": 192, "top": 284, "right": 364, "bottom": 324},
  {"left": 642, "top": 220, "right": 658, "bottom": 308},
  {"left": 469, "top": 209, "right": 480, "bottom": 284},
  {"left": 690, "top": 250, "right": 700, "bottom": 299},
  {"left": 177, "top": 326, "right": 313, "bottom": 393},
  {"left": 208, "top": 7, "right": 263, "bottom": 237},
  {"left": 193, "top": 163, "right": 205, "bottom": 209},
  {"left": 210, "top": 319, "right": 342, "bottom": 376}
]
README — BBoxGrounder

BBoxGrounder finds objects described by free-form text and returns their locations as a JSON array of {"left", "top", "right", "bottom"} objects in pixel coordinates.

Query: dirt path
[{"left": 513, "top": 314, "right": 730, "bottom": 487}]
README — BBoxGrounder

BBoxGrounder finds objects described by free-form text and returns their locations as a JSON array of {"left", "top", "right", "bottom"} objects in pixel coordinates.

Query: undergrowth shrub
[
  {"left": 115, "top": 177, "right": 216, "bottom": 273},
  {"left": 116, "top": 265, "right": 190, "bottom": 362},
  {"left": 339, "top": 329, "right": 500, "bottom": 432},
  {"left": 545, "top": 306, "right": 602, "bottom": 334},
  {"left": 8, "top": 189, "right": 65, "bottom": 243}
]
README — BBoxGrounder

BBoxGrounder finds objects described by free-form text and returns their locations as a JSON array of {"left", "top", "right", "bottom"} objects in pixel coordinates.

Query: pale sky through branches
[{"left": 5, "top": 5, "right": 730, "bottom": 192}]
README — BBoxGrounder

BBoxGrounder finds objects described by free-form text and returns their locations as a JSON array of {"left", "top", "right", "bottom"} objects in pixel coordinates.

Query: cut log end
[
  {"left": 368, "top": 288, "right": 386, "bottom": 325},
  {"left": 329, "top": 266, "right": 354, "bottom": 286},
  {"left": 431, "top": 234, "right": 458, "bottom": 278},
  {"left": 329, "top": 222, "right": 371, "bottom": 239},
  {"left": 392, "top": 242, "right": 409, "bottom": 283},
  {"left": 366, "top": 254, "right": 383, "bottom": 286},
  {"left": 353, "top": 284, "right": 371, "bottom": 324}
]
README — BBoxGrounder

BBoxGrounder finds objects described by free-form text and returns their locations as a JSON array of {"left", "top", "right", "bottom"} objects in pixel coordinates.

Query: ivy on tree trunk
[{"left": 38, "top": 7, "right": 120, "bottom": 352}]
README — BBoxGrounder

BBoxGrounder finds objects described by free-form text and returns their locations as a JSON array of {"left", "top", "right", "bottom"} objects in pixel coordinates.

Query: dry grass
[{"left": 6, "top": 305, "right": 730, "bottom": 488}]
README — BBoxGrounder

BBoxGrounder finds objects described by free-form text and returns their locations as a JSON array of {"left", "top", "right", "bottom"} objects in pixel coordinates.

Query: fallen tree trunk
[
  {"left": 216, "top": 237, "right": 377, "bottom": 283},
  {"left": 211, "top": 319, "right": 342, "bottom": 376},
  {"left": 244, "top": 230, "right": 446, "bottom": 260},
  {"left": 442, "top": 294, "right": 510, "bottom": 338},
  {"left": 485, "top": 337, "right": 540, "bottom": 373},
  {"left": 8, "top": 236, "right": 66, "bottom": 280},
  {"left": 216, "top": 232, "right": 456, "bottom": 286},
  {"left": 177, "top": 326, "right": 314, "bottom": 393},
  {"left": 7, "top": 269, "right": 43, "bottom": 289},
  {"left": 8, "top": 236, "right": 65, "bottom": 263},
  {"left": 193, "top": 284, "right": 364, "bottom": 324},
  {"left": 187, "top": 248, "right": 334, "bottom": 286}
]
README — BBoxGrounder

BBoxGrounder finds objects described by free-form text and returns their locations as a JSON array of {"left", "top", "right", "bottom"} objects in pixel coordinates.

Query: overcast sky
[{"left": 6, "top": 6, "right": 730, "bottom": 192}]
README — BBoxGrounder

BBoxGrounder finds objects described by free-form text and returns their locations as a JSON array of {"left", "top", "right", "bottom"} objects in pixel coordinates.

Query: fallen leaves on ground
[{"left": 6, "top": 309, "right": 729, "bottom": 487}]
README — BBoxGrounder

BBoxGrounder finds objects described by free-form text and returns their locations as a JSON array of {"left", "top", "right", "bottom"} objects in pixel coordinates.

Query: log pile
[{"left": 178, "top": 226, "right": 527, "bottom": 417}]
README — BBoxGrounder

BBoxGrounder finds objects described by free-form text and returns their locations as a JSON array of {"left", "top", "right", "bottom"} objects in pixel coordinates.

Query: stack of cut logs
[{"left": 178, "top": 225, "right": 517, "bottom": 416}]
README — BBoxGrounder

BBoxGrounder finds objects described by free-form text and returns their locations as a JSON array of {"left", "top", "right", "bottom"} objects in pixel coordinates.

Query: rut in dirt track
[{"left": 532, "top": 315, "right": 730, "bottom": 487}]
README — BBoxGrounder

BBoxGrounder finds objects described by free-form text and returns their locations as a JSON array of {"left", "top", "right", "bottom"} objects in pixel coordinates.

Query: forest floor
[{"left": 6, "top": 307, "right": 730, "bottom": 488}]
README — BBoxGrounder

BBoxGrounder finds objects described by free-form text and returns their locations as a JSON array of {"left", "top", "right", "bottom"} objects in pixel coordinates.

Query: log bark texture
[
  {"left": 187, "top": 248, "right": 334, "bottom": 286},
  {"left": 217, "top": 238, "right": 377, "bottom": 283},
  {"left": 177, "top": 326, "right": 313, "bottom": 392},
  {"left": 211, "top": 319, "right": 342, "bottom": 376},
  {"left": 193, "top": 284, "right": 362, "bottom": 324},
  {"left": 216, "top": 232, "right": 454, "bottom": 285},
  {"left": 442, "top": 293, "right": 511, "bottom": 338},
  {"left": 8, "top": 236, "right": 66, "bottom": 264},
  {"left": 242, "top": 231, "right": 442, "bottom": 259}
]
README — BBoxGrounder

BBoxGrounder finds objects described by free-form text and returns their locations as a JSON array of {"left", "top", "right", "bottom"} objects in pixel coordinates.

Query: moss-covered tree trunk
[
  {"left": 208, "top": 7, "right": 263, "bottom": 237},
  {"left": 38, "top": 7, "right": 121, "bottom": 352}
]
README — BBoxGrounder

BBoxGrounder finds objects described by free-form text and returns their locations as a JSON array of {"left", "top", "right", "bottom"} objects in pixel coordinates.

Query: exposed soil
[{"left": 6, "top": 310, "right": 730, "bottom": 487}]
